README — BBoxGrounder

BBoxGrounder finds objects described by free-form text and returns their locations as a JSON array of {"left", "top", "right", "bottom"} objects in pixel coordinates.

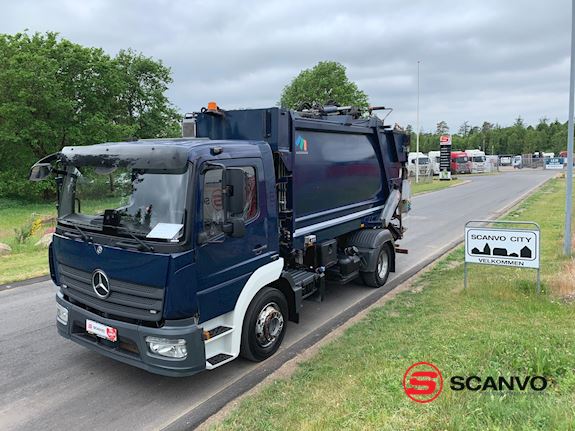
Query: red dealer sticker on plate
[{"left": 86, "top": 319, "right": 117, "bottom": 342}]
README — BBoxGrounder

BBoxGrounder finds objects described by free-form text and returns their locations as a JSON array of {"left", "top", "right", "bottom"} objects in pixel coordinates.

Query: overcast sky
[{"left": 0, "top": 0, "right": 571, "bottom": 132}]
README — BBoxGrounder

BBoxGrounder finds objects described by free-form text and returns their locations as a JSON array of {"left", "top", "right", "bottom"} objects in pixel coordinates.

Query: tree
[
  {"left": 435, "top": 121, "right": 449, "bottom": 135},
  {"left": 279, "top": 61, "right": 368, "bottom": 110},
  {"left": 0, "top": 31, "right": 181, "bottom": 199},
  {"left": 480, "top": 122, "right": 494, "bottom": 152},
  {"left": 513, "top": 116, "right": 525, "bottom": 129},
  {"left": 481, "top": 121, "right": 494, "bottom": 134},
  {"left": 114, "top": 49, "right": 181, "bottom": 139},
  {"left": 458, "top": 121, "right": 471, "bottom": 137}
]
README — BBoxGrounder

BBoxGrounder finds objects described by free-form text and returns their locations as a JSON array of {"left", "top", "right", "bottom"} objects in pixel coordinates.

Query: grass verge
[
  {"left": 211, "top": 177, "right": 575, "bottom": 431},
  {"left": 0, "top": 199, "right": 56, "bottom": 284},
  {"left": 411, "top": 178, "right": 463, "bottom": 195},
  {"left": 0, "top": 197, "right": 120, "bottom": 284}
]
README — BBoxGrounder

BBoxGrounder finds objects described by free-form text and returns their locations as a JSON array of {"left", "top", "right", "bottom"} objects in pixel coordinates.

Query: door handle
[{"left": 252, "top": 244, "right": 268, "bottom": 255}]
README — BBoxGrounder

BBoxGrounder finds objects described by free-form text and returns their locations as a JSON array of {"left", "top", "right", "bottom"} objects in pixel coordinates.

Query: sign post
[
  {"left": 564, "top": 0, "right": 574, "bottom": 256},
  {"left": 464, "top": 220, "right": 541, "bottom": 293},
  {"left": 439, "top": 135, "right": 452, "bottom": 181}
]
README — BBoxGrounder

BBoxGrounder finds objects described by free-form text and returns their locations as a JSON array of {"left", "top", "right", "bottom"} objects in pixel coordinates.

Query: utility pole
[
  {"left": 416, "top": 60, "right": 421, "bottom": 183},
  {"left": 565, "top": 0, "right": 575, "bottom": 256}
]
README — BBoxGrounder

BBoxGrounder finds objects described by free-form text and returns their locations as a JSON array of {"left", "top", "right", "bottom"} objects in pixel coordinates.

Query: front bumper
[{"left": 56, "top": 294, "right": 206, "bottom": 377}]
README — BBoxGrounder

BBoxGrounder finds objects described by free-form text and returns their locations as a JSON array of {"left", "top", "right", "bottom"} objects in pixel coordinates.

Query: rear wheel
[
  {"left": 240, "top": 287, "right": 288, "bottom": 362},
  {"left": 361, "top": 242, "right": 391, "bottom": 288}
]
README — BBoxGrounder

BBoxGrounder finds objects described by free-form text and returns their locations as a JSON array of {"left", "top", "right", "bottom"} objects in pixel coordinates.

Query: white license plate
[{"left": 86, "top": 319, "right": 117, "bottom": 342}]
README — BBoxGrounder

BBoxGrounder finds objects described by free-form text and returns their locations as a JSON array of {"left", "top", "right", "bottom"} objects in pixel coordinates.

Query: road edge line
[{"left": 0, "top": 274, "right": 51, "bottom": 292}]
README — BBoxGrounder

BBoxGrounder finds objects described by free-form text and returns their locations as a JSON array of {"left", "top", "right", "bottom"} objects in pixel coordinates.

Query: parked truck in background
[
  {"left": 29, "top": 103, "right": 410, "bottom": 376},
  {"left": 465, "top": 149, "right": 486, "bottom": 173},
  {"left": 499, "top": 155, "right": 513, "bottom": 166},
  {"left": 407, "top": 152, "right": 431, "bottom": 177},
  {"left": 451, "top": 151, "right": 470, "bottom": 174},
  {"left": 534, "top": 152, "right": 555, "bottom": 159},
  {"left": 428, "top": 150, "right": 441, "bottom": 175}
]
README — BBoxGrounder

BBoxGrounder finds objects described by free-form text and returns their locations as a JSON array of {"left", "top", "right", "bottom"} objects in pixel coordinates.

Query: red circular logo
[
  {"left": 403, "top": 362, "right": 444, "bottom": 403},
  {"left": 211, "top": 189, "right": 223, "bottom": 211}
]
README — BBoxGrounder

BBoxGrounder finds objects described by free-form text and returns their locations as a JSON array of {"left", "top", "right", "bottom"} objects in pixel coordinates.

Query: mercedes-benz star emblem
[
  {"left": 92, "top": 270, "right": 110, "bottom": 299},
  {"left": 95, "top": 245, "right": 103, "bottom": 255}
]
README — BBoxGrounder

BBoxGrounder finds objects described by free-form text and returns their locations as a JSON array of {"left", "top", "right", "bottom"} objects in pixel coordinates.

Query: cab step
[
  {"left": 207, "top": 353, "right": 233, "bottom": 366},
  {"left": 285, "top": 268, "right": 325, "bottom": 301},
  {"left": 203, "top": 325, "right": 233, "bottom": 342}
]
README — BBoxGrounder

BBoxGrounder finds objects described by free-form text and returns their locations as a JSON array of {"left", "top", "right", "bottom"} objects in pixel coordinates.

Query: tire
[
  {"left": 240, "top": 287, "right": 288, "bottom": 362},
  {"left": 361, "top": 242, "right": 392, "bottom": 288}
]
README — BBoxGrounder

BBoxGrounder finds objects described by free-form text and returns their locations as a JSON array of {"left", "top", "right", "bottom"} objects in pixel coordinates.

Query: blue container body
[{"left": 195, "top": 108, "right": 408, "bottom": 247}]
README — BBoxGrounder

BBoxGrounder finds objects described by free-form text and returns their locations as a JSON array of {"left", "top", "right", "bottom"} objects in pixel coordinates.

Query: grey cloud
[{"left": 0, "top": 0, "right": 571, "bottom": 131}]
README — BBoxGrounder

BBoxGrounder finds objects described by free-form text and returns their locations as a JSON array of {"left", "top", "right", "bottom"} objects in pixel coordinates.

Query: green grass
[
  {"left": 0, "top": 198, "right": 56, "bottom": 284},
  {"left": 0, "top": 196, "right": 121, "bottom": 284},
  {"left": 411, "top": 178, "right": 464, "bottom": 195},
  {"left": 212, "top": 178, "right": 575, "bottom": 431}
]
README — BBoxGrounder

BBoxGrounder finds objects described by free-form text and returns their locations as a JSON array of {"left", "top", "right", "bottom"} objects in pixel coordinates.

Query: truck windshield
[
  {"left": 454, "top": 157, "right": 468, "bottom": 163},
  {"left": 58, "top": 165, "right": 190, "bottom": 240},
  {"left": 472, "top": 156, "right": 485, "bottom": 162}
]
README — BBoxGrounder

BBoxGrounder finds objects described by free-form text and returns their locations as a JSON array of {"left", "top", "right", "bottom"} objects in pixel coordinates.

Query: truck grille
[{"left": 58, "top": 264, "right": 164, "bottom": 322}]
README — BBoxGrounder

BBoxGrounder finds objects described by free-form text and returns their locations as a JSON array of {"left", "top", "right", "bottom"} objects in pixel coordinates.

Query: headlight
[
  {"left": 145, "top": 336, "right": 187, "bottom": 359},
  {"left": 56, "top": 303, "right": 68, "bottom": 325}
]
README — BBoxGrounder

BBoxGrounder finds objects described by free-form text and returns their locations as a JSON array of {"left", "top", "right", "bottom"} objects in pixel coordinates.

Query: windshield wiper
[
  {"left": 60, "top": 221, "right": 93, "bottom": 243},
  {"left": 114, "top": 227, "right": 154, "bottom": 252}
]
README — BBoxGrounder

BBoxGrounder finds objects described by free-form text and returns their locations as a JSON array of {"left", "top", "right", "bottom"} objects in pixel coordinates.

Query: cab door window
[
  {"left": 202, "top": 168, "right": 224, "bottom": 239},
  {"left": 201, "top": 166, "right": 257, "bottom": 240}
]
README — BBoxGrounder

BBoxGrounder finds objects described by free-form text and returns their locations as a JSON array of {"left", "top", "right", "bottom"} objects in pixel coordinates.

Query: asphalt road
[{"left": 0, "top": 170, "right": 554, "bottom": 431}]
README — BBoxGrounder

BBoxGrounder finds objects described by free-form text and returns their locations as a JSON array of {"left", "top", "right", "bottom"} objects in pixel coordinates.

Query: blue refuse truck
[{"left": 29, "top": 103, "right": 410, "bottom": 376}]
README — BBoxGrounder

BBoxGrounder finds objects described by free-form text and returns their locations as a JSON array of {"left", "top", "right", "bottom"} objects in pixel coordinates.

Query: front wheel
[
  {"left": 240, "top": 287, "right": 288, "bottom": 362},
  {"left": 361, "top": 242, "right": 392, "bottom": 288}
]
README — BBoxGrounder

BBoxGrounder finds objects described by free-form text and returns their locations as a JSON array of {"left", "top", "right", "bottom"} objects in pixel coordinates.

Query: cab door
[{"left": 195, "top": 158, "right": 271, "bottom": 323}]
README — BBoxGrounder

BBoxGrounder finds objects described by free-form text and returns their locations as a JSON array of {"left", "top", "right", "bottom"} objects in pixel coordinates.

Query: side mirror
[
  {"left": 225, "top": 168, "right": 247, "bottom": 216},
  {"left": 28, "top": 163, "right": 52, "bottom": 181},
  {"left": 222, "top": 218, "right": 246, "bottom": 238},
  {"left": 221, "top": 168, "right": 247, "bottom": 238}
]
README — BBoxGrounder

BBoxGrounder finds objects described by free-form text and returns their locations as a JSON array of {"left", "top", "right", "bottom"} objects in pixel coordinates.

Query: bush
[
  {"left": 0, "top": 170, "right": 56, "bottom": 201},
  {"left": 13, "top": 223, "right": 33, "bottom": 243}
]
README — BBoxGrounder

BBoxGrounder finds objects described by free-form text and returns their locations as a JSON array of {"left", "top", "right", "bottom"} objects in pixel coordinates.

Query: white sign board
[
  {"left": 545, "top": 157, "right": 564, "bottom": 170},
  {"left": 439, "top": 171, "right": 451, "bottom": 180},
  {"left": 465, "top": 227, "right": 540, "bottom": 269},
  {"left": 146, "top": 223, "right": 184, "bottom": 240}
]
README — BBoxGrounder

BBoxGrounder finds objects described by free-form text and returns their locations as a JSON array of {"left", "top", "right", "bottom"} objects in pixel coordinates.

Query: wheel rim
[
  {"left": 377, "top": 249, "right": 388, "bottom": 279},
  {"left": 255, "top": 302, "right": 284, "bottom": 348}
]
